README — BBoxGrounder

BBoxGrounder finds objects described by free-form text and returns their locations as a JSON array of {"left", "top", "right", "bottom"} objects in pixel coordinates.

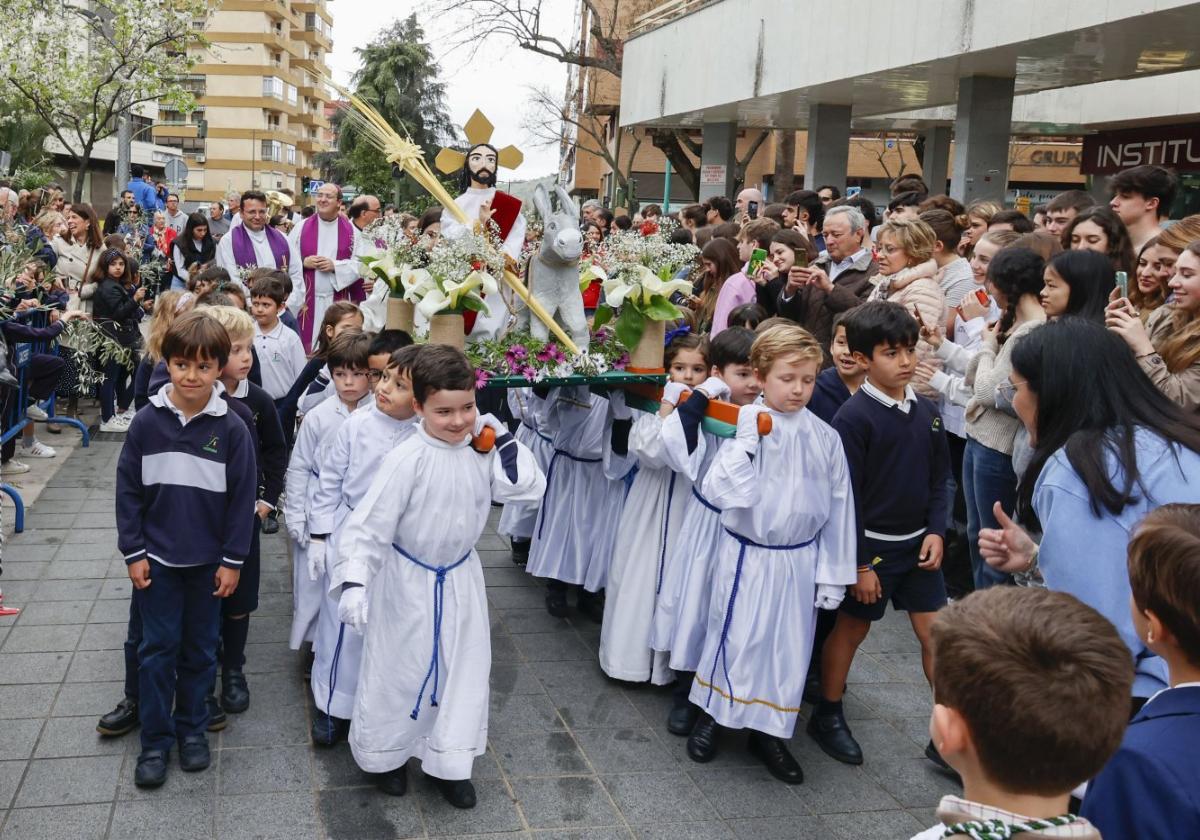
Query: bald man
[
  {"left": 287, "top": 183, "right": 365, "bottom": 351},
  {"left": 735, "top": 188, "right": 765, "bottom": 223}
]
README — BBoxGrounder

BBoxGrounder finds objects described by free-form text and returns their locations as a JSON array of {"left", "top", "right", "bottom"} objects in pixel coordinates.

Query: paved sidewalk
[{"left": 0, "top": 441, "right": 959, "bottom": 839}]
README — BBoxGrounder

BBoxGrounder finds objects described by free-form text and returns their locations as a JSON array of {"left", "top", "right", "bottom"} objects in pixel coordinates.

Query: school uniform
[
  {"left": 308, "top": 404, "right": 418, "bottom": 719},
  {"left": 599, "top": 409, "right": 685, "bottom": 685},
  {"left": 338, "top": 422, "right": 545, "bottom": 779},
  {"left": 689, "top": 407, "right": 857, "bottom": 738},
  {"left": 526, "top": 387, "right": 627, "bottom": 593},
  {"left": 497, "top": 389, "right": 554, "bottom": 542},
  {"left": 831, "top": 382, "right": 951, "bottom": 622},
  {"left": 807, "top": 367, "right": 852, "bottom": 425},
  {"left": 1082, "top": 684, "right": 1200, "bottom": 840},
  {"left": 115, "top": 384, "right": 256, "bottom": 753},
  {"left": 253, "top": 318, "right": 307, "bottom": 401},
  {"left": 285, "top": 392, "right": 373, "bottom": 650}
]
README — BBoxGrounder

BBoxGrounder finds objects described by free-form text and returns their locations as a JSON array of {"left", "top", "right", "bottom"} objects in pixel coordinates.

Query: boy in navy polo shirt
[
  {"left": 809, "top": 301, "right": 950, "bottom": 769},
  {"left": 116, "top": 311, "right": 257, "bottom": 788}
]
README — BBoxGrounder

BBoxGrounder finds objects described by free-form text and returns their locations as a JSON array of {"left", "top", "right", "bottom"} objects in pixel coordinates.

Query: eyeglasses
[
  {"left": 996, "top": 379, "right": 1027, "bottom": 402},
  {"left": 367, "top": 369, "right": 384, "bottom": 382}
]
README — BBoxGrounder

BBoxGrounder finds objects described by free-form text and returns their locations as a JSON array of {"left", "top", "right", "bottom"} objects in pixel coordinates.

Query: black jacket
[{"left": 92, "top": 278, "right": 143, "bottom": 347}]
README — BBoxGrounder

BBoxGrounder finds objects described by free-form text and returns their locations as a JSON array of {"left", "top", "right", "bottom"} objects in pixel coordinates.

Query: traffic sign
[
  {"left": 306, "top": 179, "right": 325, "bottom": 195},
  {"left": 164, "top": 157, "right": 189, "bottom": 184}
]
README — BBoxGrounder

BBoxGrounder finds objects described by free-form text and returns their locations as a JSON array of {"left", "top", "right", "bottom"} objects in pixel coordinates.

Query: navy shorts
[{"left": 840, "top": 534, "right": 947, "bottom": 622}]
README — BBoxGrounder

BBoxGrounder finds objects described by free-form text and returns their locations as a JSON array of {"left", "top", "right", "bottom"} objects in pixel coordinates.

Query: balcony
[
  {"left": 297, "top": 27, "right": 332, "bottom": 50},
  {"left": 292, "top": 54, "right": 323, "bottom": 74},
  {"left": 298, "top": 83, "right": 329, "bottom": 103},
  {"left": 298, "top": 137, "right": 324, "bottom": 153}
]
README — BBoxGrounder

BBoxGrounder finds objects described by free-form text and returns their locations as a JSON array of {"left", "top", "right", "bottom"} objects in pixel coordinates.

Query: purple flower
[
  {"left": 520, "top": 364, "right": 537, "bottom": 379},
  {"left": 615, "top": 353, "right": 629, "bottom": 370},
  {"left": 507, "top": 344, "right": 528, "bottom": 361},
  {"left": 475, "top": 369, "right": 491, "bottom": 389}
]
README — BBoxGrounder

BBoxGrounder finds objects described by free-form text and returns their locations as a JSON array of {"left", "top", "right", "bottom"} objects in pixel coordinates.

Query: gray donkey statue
[{"left": 522, "top": 183, "right": 589, "bottom": 350}]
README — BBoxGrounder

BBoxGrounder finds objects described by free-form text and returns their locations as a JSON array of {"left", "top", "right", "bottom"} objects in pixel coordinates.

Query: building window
[
  {"left": 266, "top": 114, "right": 280, "bottom": 129},
  {"left": 261, "top": 140, "right": 282, "bottom": 162},
  {"left": 286, "top": 144, "right": 296, "bottom": 165},
  {"left": 159, "top": 109, "right": 186, "bottom": 125},
  {"left": 179, "top": 74, "right": 206, "bottom": 96},
  {"left": 286, "top": 84, "right": 298, "bottom": 106},
  {"left": 262, "top": 76, "right": 284, "bottom": 99},
  {"left": 159, "top": 136, "right": 205, "bottom": 154}
]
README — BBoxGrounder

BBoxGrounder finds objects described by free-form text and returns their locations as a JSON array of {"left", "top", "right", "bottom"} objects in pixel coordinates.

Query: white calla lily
[
  {"left": 475, "top": 270, "right": 499, "bottom": 297},
  {"left": 602, "top": 276, "right": 634, "bottom": 308},
  {"left": 415, "top": 287, "right": 450, "bottom": 319}
]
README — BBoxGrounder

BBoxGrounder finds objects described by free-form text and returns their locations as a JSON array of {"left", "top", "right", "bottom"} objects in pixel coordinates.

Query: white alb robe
[
  {"left": 339, "top": 424, "right": 545, "bottom": 778},
  {"left": 689, "top": 408, "right": 857, "bottom": 738},
  {"left": 497, "top": 389, "right": 553, "bottom": 541},
  {"left": 309, "top": 404, "right": 418, "bottom": 719},
  {"left": 286, "top": 216, "right": 364, "bottom": 351},
  {"left": 215, "top": 225, "right": 279, "bottom": 279},
  {"left": 284, "top": 393, "right": 372, "bottom": 649}
]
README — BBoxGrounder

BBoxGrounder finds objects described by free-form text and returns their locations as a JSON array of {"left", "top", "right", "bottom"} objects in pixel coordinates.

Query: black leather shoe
[
  {"left": 178, "top": 734, "right": 210, "bottom": 772},
  {"left": 686, "top": 713, "right": 720, "bottom": 763},
  {"left": 802, "top": 670, "right": 822, "bottom": 705},
  {"left": 96, "top": 697, "right": 138, "bottom": 736},
  {"left": 206, "top": 694, "right": 227, "bottom": 731},
  {"left": 261, "top": 513, "right": 279, "bottom": 535},
  {"left": 925, "top": 740, "right": 958, "bottom": 776},
  {"left": 375, "top": 765, "right": 408, "bottom": 796},
  {"left": 748, "top": 732, "right": 804, "bottom": 784},
  {"left": 545, "top": 585, "right": 570, "bottom": 618},
  {"left": 311, "top": 710, "right": 349, "bottom": 746},
  {"left": 806, "top": 709, "right": 863, "bottom": 765},
  {"left": 435, "top": 777, "right": 477, "bottom": 809},
  {"left": 510, "top": 537, "right": 530, "bottom": 566},
  {"left": 134, "top": 749, "right": 168, "bottom": 788},
  {"left": 666, "top": 701, "right": 700, "bottom": 736},
  {"left": 576, "top": 588, "right": 605, "bottom": 624},
  {"left": 221, "top": 668, "right": 250, "bottom": 713}
]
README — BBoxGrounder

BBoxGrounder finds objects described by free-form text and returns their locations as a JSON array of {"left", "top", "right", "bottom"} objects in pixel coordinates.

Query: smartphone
[
  {"left": 1115, "top": 271, "right": 1129, "bottom": 299},
  {"left": 747, "top": 200, "right": 759, "bottom": 220},
  {"left": 974, "top": 289, "right": 990, "bottom": 307},
  {"left": 795, "top": 247, "right": 808, "bottom": 269},
  {"left": 748, "top": 248, "right": 767, "bottom": 274}
]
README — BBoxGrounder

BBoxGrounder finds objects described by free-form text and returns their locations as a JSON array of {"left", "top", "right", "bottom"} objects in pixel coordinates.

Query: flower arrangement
[
  {"left": 358, "top": 217, "right": 427, "bottom": 298},
  {"left": 467, "top": 327, "right": 629, "bottom": 387},
  {"left": 406, "top": 229, "right": 507, "bottom": 319},
  {"left": 591, "top": 229, "right": 699, "bottom": 350}
]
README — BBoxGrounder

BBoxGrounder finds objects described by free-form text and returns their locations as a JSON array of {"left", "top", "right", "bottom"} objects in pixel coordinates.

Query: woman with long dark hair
[
  {"left": 694, "top": 237, "right": 742, "bottom": 332},
  {"left": 172, "top": 211, "right": 215, "bottom": 290},
  {"left": 980, "top": 319, "right": 1200, "bottom": 703},
  {"left": 1062, "top": 207, "right": 1135, "bottom": 278},
  {"left": 1039, "top": 249, "right": 1115, "bottom": 323}
]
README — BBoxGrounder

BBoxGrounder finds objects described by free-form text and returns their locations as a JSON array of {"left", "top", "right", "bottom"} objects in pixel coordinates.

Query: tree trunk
[
  {"left": 648, "top": 129, "right": 698, "bottom": 199},
  {"left": 72, "top": 151, "right": 92, "bottom": 204},
  {"left": 772, "top": 129, "right": 796, "bottom": 198}
]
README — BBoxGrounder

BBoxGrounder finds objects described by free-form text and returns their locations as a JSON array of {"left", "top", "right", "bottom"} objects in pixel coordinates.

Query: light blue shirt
[{"left": 1035, "top": 428, "right": 1200, "bottom": 698}]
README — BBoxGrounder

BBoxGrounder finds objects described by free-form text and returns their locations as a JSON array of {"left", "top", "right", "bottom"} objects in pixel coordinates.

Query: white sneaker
[
  {"left": 1, "top": 460, "right": 30, "bottom": 475},
  {"left": 99, "top": 417, "right": 130, "bottom": 433},
  {"left": 26, "top": 404, "right": 48, "bottom": 421},
  {"left": 121, "top": 408, "right": 137, "bottom": 420},
  {"left": 21, "top": 440, "right": 56, "bottom": 459}
]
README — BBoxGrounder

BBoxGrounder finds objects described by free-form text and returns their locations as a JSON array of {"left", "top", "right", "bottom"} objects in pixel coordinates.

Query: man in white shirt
[
  {"left": 287, "top": 183, "right": 364, "bottom": 351},
  {"left": 215, "top": 190, "right": 290, "bottom": 279}
]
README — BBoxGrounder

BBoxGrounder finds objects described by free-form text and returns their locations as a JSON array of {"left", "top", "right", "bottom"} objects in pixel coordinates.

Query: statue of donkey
[{"left": 523, "top": 183, "right": 588, "bottom": 350}]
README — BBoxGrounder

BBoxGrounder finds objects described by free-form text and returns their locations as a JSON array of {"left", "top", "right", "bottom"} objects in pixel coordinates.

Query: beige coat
[
  {"left": 52, "top": 236, "right": 101, "bottom": 313},
  {"left": 1142, "top": 304, "right": 1200, "bottom": 412}
]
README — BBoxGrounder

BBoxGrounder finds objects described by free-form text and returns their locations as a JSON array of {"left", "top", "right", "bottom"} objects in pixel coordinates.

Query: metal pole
[
  {"left": 663, "top": 157, "right": 672, "bottom": 213},
  {"left": 250, "top": 129, "right": 256, "bottom": 188},
  {"left": 115, "top": 112, "right": 131, "bottom": 197}
]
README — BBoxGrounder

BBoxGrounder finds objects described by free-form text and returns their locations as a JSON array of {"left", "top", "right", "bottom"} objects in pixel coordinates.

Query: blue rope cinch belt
[
  {"left": 691, "top": 486, "right": 721, "bottom": 515},
  {"left": 535, "top": 448, "right": 601, "bottom": 539},
  {"left": 393, "top": 543, "right": 470, "bottom": 720},
  {"left": 705, "top": 527, "right": 815, "bottom": 707},
  {"left": 655, "top": 474, "right": 678, "bottom": 595}
]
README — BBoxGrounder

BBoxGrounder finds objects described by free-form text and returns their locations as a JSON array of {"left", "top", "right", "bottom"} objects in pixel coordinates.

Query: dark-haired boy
[
  {"left": 1082, "top": 504, "right": 1200, "bottom": 839},
  {"left": 807, "top": 310, "right": 866, "bottom": 424},
  {"left": 334, "top": 345, "right": 545, "bottom": 807},
  {"left": 911, "top": 587, "right": 1128, "bottom": 839},
  {"left": 250, "top": 274, "right": 306, "bottom": 403},
  {"left": 810, "top": 301, "right": 951, "bottom": 768},
  {"left": 115, "top": 312, "right": 257, "bottom": 787},
  {"left": 1108, "top": 164, "right": 1178, "bottom": 252},
  {"left": 366, "top": 329, "right": 414, "bottom": 386}
]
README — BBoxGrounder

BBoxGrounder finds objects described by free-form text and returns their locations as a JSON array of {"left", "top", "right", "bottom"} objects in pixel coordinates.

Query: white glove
[
  {"left": 608, "top": 388, "right": 632, "bottom": 420},
  {"left": 815, "top": 583, "right": 845, "bottom": 611},
  {"left": 338, "top": 586, "right": 369, "bottom": 632},
  {"left": 735, "top": 403, "right": 770, "bottom": 450},
  {"left": 474, "top": 412, "right": 507, "bottom": 437},
  {"left": 307, "top": 537, "right": 327, "bottom": 583},
  {"left": 695, "top": 376, "right": 730, "bottom": 402},
  {"left": 661, "top": 381, "right": 690, "bottom": 407}
]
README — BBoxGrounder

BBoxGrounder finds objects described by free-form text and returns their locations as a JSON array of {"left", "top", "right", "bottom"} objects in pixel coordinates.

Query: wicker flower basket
[
  {"left": 627, "top": 319, "right": 665, "bottom": 372},
  {"left": 427, "top": 312, "right": 466, "bottom": 349},
  {"left": 386, "top": 297, "right": 415, "bottom": 333}
]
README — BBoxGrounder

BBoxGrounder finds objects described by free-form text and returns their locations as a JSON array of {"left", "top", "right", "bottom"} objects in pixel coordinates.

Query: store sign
[
  {"left": 700, "top": 164, "right": 726, "bottom": 186},
  {"left": 1081, "top": 123, "right": 1200, "bottom": 175}
]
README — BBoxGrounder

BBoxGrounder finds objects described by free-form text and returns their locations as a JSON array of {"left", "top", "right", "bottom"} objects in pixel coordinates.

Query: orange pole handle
[
  {"left": 621, "top": 383, "right": 773, "bottom": 436},
  {"left": 471, "top": 426, "right": 496, "bottom": 452}
]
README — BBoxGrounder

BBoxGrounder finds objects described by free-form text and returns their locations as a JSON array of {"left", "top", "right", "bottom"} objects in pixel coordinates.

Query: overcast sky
[{"left": 328, "top": 0, "right": 573, "bottom": 182}]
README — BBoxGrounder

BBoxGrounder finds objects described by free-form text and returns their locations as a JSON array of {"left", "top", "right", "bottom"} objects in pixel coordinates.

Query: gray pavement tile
[
  {"left": 0, "top": 683, "right": 58, "bottom": 719},
  {"left": 0, "top": 560, "right": 48, "bottom": 579},
  {"left": 0, "top": 718, "right": 42, "bottom": 761},
  {"left": 686, "top": 767, "right": 808, "bottom": 819},
  {"left": 14, "top": 754, "right": 123, "bottom": 806},
  {"left": 218, "top": 701, "right": 311, "bottom": 748},
  {"left": 476, "top": 534, "right": 510, "bottom": 551},
  {"left": 846, "top": 652, "right": 899, "bottom": 685},
  {"left": 877, "top": 652, "right": 932, "bottom": 685},
  {"left": 488, "top": 585, "right": 551, "bottom": 610},
  {"left": 834, "top": 717, "right": 926, "bottom": 761},
  {"left": 72, "top": 512, "right": 118, "bottom": 529},
  {"left": 632, "top": 823, "right": 734, "bottom": 840},
  {"left": 244, "top": 614, "right": 292, "bottom": 644},
  {"left": 601, "top": 771, "right": 718, "bottom": 824},
  {"left": 788, "top": 759, "right": 902, "bottom": 815},
  {"left": 0, "top": 651, "right": 71, "bottom": 684},
  {"left": 4, "top": 529, "right": 68, "bottom": 546},
  {"left": 66, "top": 649, "right": 124, "bottom": 683},
  {"left": 1, "top": 623, "right": 82, "bottom": 653},
  {"left": 312, "top": 743, "right": 371, "bottom": 790},
  {"left": 529, "top": 661, "right": 610, "bottom": 696},
  {"left": 244, "top": 668, "right": 310, "bottom": 708},
  {"left": 495, "top": 608, "right": 574, "bottom": 636},
  {"left": 483, "top": 566, "right": 534, "bottom": 587},
  {"left": 491, "top": 663, "right": 548, "bottom": 697},
  {"left": 317, "top": 786, "right": 425, "bottom": 840},
  {"left": 61, "top": 528, "right": 117, "bottom": 546},
  {"left": 58, "top": 542, "right": 125, "bottom": 562},
  {"left": 891, "top": 715, "right": 938, "bottom": 749},
  {"left": 34, "top": 486, "right": 89, "bottom": 501},
  {"left": 219, "top": 745, "right": 314, "bottom": 794},
  {"left": 216, "top": 791, "right": 321, "bottom": 840},
  {"left": 258, "top": 572, "right": 293, "bottom": 594},
  {"left": 490, "top": 730, "right": 590, "bottom": 777},
  {"left": 0, "top": 803, "right": 111, "bottom": 840},
  {"left": 553, "top": 687, "right": 649, "bottom": 731},
  {"left": 22, "top": 512, "right": 73, "bottom": 531},
  {"left": 417, "top": 776, "right": 525, "bottom": 836},
  {"left": 491, "top": 631, "right": 522, "bottom": 664},
  {"left": 255, "top": 592, "right": 294, "bottom": 617},
  {"left": 77, "top": 621, "right": 128, "bottom": 651},
  {"left": 8, "top": 545, "right": 60, "bottom": 564},
  {"left": 848, "top": 682, "right": 933, "bottom": 719},
  {"left": 87, "top": 598, "right": 131, "bottom": 623},
  {"left": 0, "top": 759, "right": 24, "bottom": 809},
  {"left": 0, "top": 581, "right": 35, "bottom": 601},
  {"left": 76, "top": 497, "right": 115, "bottom": 514},
  {"left": 620, "top": 689, "right": 674, "bottom": 734},
  {"left": 818, "top": 809, "right": 928, "bottom": 839},
  {"left": 241, "top": 642, "right": 295, "bottom": 674},
  {"left": 534, "top": 830, "right": 633, "bottom": 840},
  {"left": 509, "top": 775, "right": 621, "bottom": 831},
  {"left": 34, "top": 714, "right": 127, "bottom": 759},
  {"left": 52, "top": 681, "right": 127, "bottom": 717},
  {"left": 115, "top": 752, "right": 217, "bottom": 800},
  {"left": 31, "top": 577, "right": 103, "bottom": 601},
  {"left": 108, "top": 795, "right": 215, "bottom": 840},
  {"left": 573, "top": 728, "right": 679, "bottom": 774},
  {"left": 725, "top": 816, "right": 830, "bottom": 840},
  {"left": 489, "top": 691, "right": 566, "bottom": 734},
  {"left": 513, "top": 631, "right": 594, "bottom": 662},
  {"left": 96, "top": 578, "right": 132, "bottom": 599},
  {"left": 859, "top": 756, "right": 960, "bottom": 809}
]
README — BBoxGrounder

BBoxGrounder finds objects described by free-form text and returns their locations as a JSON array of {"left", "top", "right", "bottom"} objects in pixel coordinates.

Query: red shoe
[{"left": 0, "top": 592, "right": 20, "bottom": 616}]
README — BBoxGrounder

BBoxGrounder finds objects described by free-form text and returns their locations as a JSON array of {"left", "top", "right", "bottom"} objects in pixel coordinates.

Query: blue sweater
[
  {"left": 832, "top": 387, "right": 950, "bottom": 555},
  {"left": 1035, "top": 429, "right": 1200, "bottom": 697},
  {"left": 116, "top": 385, "right": 257, "bottom": 570},
  {"left": 808, "top": 367, "right": 852, "bottom": 425}
]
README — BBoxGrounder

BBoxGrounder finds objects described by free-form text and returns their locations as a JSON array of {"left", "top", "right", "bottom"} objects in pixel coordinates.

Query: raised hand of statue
[{"left": 479, "top": 199, "right": 495, "bottom": 227}]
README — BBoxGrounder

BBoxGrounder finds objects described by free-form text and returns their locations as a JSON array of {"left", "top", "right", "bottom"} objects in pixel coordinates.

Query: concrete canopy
[{"left": 619, "top": 0, "right": 1200, "bottom": 130}]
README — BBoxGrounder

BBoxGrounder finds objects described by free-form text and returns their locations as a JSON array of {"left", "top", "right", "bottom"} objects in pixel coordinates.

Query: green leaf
[
  {"left": 642, "top": 296, "right": 682, "bottom": 322},
  {"left": 459, "top": 296, "right": 486, "bottom": 313},
  {"left": 591, "top": 304, "right": 614, "bottom": 332},
  {"left": 615, "top": 304, "right": 646, "bottom": 351}
]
